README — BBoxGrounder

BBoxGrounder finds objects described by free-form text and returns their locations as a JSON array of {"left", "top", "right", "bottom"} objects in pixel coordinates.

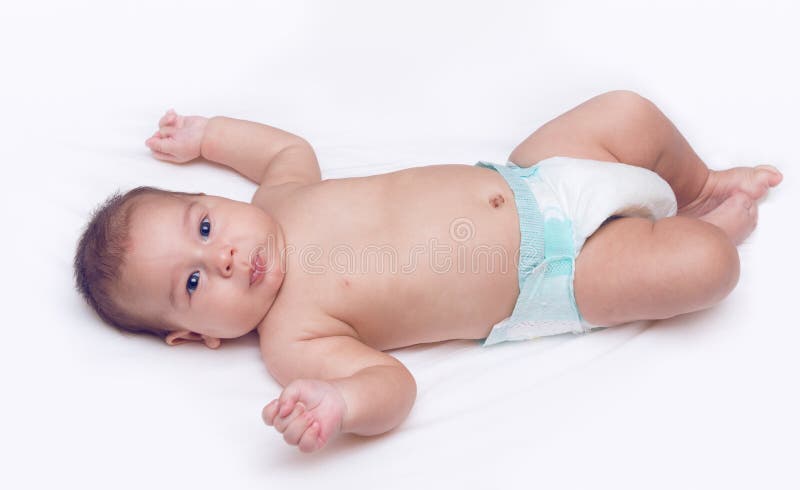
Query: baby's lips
[
  {"left": 250, "top": 246, "right": 269, "bottom": 272},
  {"left": 248, "top": 246, "right": 271, "bottom": 286},
  {"left": 254, "top": 251, "right": 267, "bottom": 271}
]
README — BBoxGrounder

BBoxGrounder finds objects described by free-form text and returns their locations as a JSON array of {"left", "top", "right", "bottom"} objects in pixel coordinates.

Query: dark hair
[{"left": 73, "top": 186, "right": 200, "bottom": 340}]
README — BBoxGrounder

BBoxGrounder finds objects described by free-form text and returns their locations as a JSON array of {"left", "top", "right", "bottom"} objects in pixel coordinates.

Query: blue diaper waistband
[
  {"left": 476, "top": 160, "right": 585, "bottom": 346},
  {"left": 476, "top": 161, "right": 545, "bottom": 290}
]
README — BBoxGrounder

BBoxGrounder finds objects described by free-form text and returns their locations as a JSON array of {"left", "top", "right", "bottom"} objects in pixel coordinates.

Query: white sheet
[{"left": 2, "top": 1, "right": 798, "bottom": 488}]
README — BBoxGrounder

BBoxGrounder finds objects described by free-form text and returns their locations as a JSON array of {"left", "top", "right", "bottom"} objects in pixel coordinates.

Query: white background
[{"left": 1, "top": 1, "right": 798, "bottom": 489}]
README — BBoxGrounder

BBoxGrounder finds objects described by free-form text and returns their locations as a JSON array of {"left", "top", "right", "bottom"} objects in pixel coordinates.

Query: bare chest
[{"left": 262, "top": 165, "right": 522, "bottom": 350}]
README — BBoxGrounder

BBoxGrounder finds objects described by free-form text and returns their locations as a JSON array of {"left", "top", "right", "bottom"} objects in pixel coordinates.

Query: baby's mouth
[{"left": 249, "top": 247, "right": 267, "bottom": 287}]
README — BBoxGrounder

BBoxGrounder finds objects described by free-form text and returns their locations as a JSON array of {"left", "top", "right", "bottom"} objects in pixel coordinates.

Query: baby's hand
[
  {"left": 262, "top": 379, "right": 347, "bottom": 453},
  {"left": 145, "top": 109, "right": 208, "bottom": 163}
]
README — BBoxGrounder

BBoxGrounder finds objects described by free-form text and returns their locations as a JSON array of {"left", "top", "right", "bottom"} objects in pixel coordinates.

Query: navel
[{"left": 489, "top": 193, "right": 506, "bottom": 208}]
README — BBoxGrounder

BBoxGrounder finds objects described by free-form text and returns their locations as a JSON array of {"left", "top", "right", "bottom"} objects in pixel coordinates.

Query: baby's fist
[
  {"left": 145, "top": 109, "right": 208, "bottom": 164},
  {"left": 263, "top": 379, "right": 347, "bottom": 453}
]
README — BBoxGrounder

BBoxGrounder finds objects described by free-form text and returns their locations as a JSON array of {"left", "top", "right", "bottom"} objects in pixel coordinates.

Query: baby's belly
[
  {"left": 337, "top": 262, "right": 519, "bottom": 350},
  {"left": 314, "top": 165, "right": 521, "bottom": 350}
]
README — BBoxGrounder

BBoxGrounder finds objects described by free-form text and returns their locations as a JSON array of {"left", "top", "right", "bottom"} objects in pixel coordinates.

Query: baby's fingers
[
  {"left": 262, "top": 399, "right": 279, "bottom": 426},
  {"left": 298, "top": 421, "right": 322, "bottom": 453},
  {"left": 159, "top": 125, "right": 177, "bottom": 138},
  {"left": 278, "top": 383, "right": 304, "bottom": 417},
  {"left": 283, "top": 411, "right": 314, "bottom": 446},
  {"left": 158, "top": 109, "right": 177, "bottom": 128},
  {"left": 273, "top": 403, "right": 306, "bottom": 433},
  {"left": 146, "top": 135, "right": 177, "bottom": 156},
  {"left": 151, "top": 150, "right": 178, "bottom": 163}
]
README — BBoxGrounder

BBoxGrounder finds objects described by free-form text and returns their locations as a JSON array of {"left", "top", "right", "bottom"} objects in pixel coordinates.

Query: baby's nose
[{"left": 214, "top": 246, "right": 235, "bottom": 277}]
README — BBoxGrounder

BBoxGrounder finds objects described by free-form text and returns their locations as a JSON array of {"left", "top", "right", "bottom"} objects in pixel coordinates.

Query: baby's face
[{"left": 118, "top": 193, "right": 286, "bottom": 340}]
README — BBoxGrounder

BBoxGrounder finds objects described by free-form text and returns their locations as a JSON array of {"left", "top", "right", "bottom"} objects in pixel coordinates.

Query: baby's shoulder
[
  {"left": 257, "top": 301, "right": 357, "bottom": 348},
  {"left": 251, "top": 180, "right": 319, "bottom": 212},
  {"left": 256, "top": 304, "right": 360, "bottom": 381}
]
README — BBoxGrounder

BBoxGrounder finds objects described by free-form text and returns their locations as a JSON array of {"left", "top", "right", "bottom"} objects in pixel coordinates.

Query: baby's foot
[
  {"left": 698, "top": 192, "right": 757, "bottom": 245},
  {"left": 679, "top": 165, "right": 783, "bottom": 218}
]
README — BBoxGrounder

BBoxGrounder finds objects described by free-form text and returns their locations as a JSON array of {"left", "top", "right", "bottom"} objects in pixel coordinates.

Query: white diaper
[
  {"left": 528, "top": 156, "right": 678, "bottom": 254},
  {"left": 476, "top": 156, "right": 678, "bottom": 346}
]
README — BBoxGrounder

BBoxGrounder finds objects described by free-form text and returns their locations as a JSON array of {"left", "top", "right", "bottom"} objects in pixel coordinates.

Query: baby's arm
[
  {"left": 261, "top": 334, "right": 416, "bottom": 453},
  {"left": 146, "top": 109, "right": 321, "bottom": 186}
]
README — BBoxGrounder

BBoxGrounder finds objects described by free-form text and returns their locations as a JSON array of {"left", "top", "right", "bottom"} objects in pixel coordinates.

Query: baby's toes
[
  {"left": 741, "top": 167, "right": 777, "bottom": 200},
  {"left": 755, "top": 165, "right": 783, "bottom": 187}
]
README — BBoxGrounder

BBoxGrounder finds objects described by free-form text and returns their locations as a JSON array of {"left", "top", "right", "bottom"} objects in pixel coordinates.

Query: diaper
[{"left": 476, "top": 156, "right": 677, "bottom": 346}]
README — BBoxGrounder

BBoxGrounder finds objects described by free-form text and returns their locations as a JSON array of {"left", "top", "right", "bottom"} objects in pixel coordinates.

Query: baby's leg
[
  {"left": 509, "top": 90, "right": 782, "bottom": 244},
  {"left": 573, "top": 216, "right": 740, "bottom": 326},
  {"left": 508, "top": 90, "right": 710, "bottom": 208}
]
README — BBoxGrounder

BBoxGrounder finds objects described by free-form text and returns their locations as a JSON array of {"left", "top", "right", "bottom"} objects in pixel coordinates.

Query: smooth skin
[
  {"left": 144, "top": 91, "right": 782, "bottom": 453},
  {"left": 506, "top": 91, "right": 782, "bottom": 324}
]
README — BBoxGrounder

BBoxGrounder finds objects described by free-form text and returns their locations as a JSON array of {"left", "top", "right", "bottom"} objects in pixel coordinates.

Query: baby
[{"left": 73, "top": 91, "right": 782, "bottom": 453}]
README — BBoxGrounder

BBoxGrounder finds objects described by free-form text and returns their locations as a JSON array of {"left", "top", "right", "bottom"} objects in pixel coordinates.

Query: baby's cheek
[
  {"left": 198, "top": 282, "right": 269, "bottom": 336},
  {"left": 221, "top": 286, "right": 264, "bottom": 332}
]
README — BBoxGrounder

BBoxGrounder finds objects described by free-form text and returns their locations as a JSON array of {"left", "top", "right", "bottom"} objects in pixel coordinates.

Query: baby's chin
[
  {"left": 255, "top": 263, "right": 286, "bottom": 311},
  {"left": 229, "top": 325, "right": 260, "bottom": 339},
  {"left": 240, "top": 303, "right": 277, "bottom": 336}
]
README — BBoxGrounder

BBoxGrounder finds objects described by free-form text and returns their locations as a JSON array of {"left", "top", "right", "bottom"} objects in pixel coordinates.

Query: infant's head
[{"left": 74, "top": 187, "right": 286, "bottom": 348}]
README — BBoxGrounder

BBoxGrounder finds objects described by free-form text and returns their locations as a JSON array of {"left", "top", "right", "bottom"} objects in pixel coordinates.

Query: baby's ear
[
  {"left": 165, "top": 330, "right": 201, "bottom": 346},
  {"left": 165, "top": 330, "right": 221, "bottom": 349}
]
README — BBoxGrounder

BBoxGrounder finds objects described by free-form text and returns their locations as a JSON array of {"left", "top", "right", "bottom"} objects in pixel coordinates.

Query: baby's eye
[
  {"left": 186, "top": 271, "right": 200, "bottom": 295},
  {"left": 200, "top": 217, "right": 211, "bottom": 239}
]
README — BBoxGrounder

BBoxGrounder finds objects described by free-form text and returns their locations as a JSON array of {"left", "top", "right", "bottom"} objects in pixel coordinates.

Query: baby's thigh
[{"left": 573, "top": 216, "right": 740, "bottom": 326}]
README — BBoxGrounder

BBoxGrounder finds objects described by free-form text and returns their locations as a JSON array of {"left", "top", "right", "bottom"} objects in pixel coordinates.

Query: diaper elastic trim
[
  {"left": 476, "top": 160, "right": 586, "bottom": 346},
  {"left": 476, "top": 161, "right": 544, "bottom": 291}
]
